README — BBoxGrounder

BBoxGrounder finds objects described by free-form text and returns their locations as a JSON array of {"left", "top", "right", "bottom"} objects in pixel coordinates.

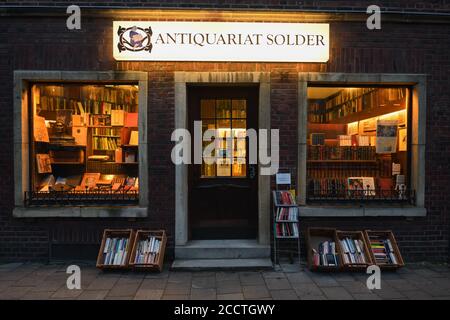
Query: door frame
[{"left": 175, "top": 72, "right": 271, "bottom": 246}]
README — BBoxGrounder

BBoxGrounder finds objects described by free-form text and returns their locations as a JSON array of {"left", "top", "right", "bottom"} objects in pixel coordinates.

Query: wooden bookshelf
[
  {"left": 306, "top": 228, "right": 342, "bottom": 272},
  {"left": 129, "top": 230, "right": 167, "bottom": 272},
  {"left": 336, "top": 230, "right": 373, "bottom": 270},
  {"left": 364, "top": 230, "right": 404, "bottom": 270},
  {"left": 96, "top": 229, "right": 135, "bottom": 270}
]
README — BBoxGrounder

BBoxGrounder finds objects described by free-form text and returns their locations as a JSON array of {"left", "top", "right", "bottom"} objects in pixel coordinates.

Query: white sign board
[
  {"left": 276, "top": 173, "right": 292, "bottom": 185},
  {"left": 113, "top": 21, "right": 329, "bottom": 62}
]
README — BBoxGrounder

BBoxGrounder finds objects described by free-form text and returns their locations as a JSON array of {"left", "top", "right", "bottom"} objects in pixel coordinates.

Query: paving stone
[
  {"left": 321, "top": 287, "right": 354, "bottom": 300},
  {"left": 168, "top": 272, "right": 192, "bottom": 283},
  {"left": 0, "top": 280, "right": 14, "bottom": 292},
  {"left": 134, "top": 289, "right": 164, "bottom": 300},
  {"left": 107, "top": 281, "right": 141, "bottom": 297},
  {"left": 310, "top": 274, "right": 340, "bottom": 287},
  {"left": 262, "top": 271, "right": 286, "bottom": 279},
  {"left": 280, "top": 263, "right": 303, "bottom": 273},
  {"left": 192, "top": 276, "right": 216, "bottom": 289},
  {"left": 87, "top": 276, "right": 119, "bottom": 290},
  {"left": 300, "top": 294, "right": 327, "bottom": 300},
  {"left": 192, "top": 271, "right": 216, "bottom": 278},
  {"left": 292, "top": 283, "right": 324, "bottom": 299},
  {"left": 104, "top": 296, "right": 135, "bottom": 300},
  {"left": 77, "top": 290, "right": 109, "bottom": 300},
  {"left": 145, "top": 270, "right": 170, "bottom": 279},
  {"left": 332, "top": 273, "right": 358, "bottom": 282},
  {"left": 21, "top": 291, "right": 55, "bottom": 300},
  {"left": 352, "top": 293, "right": 381, "bottom": 300},
  {"left": 286, "top": 272, "right": 314, "bottom": 284},
  {"left": 340, "top": 281, "right": 373, "bottom": 294},
  {"left": 375, "top": 287, "right": 406, "bottom": 299},
  {"left": 190, "top": 288, "right": 217, "bottom": 300},
  {"left": 384, "top": 279, "right": 418, "bottom": 291},
  {"left": 402, "top": 290, "right": 434, "bottom": 300},
  {"left": 164, "top": 282, "right": 191, "bottom": 295},
  {"left": 139, "top": 278, "right": 168, "bottom": 290},
  {"left": 264, "top": 277, "right": 292, "bottom": 290},
  {"left": 51, "top": 287, "right": 83, "bottom": 299},
  {"left": 217, "top": 293, "right": 245, "bottom": 300},
  {"left": 0, "top": 286, "right": 34, "bottom": 299},
  {"left": 242, "top": 285, "right": 271, "bottom": 299},
  {"left": 418, "top": 284, "right": 450, "bottom": 297},
  {"left": 216, "top": 280, "right": 242, "bottom": 294},
  {"left": 239, "top": 272, "right": 265, "bottom": 286},
  {"left": 161, "top": 294, "right": 190, "bottom": 300},
  {"left": 0, "top": 263, "right": 23, "bottom": 271},
  {"left": 29, "top": 280, "right": 65, "bottom": 292},
  {"left": 270, "top": 289, "right": 298, "bottom": 300},
  {"left": 216, "top": 272, "right": 240, "bottom": 282},
  {"left": 412, "top": 268, "right": 442, "bottom": 278}
]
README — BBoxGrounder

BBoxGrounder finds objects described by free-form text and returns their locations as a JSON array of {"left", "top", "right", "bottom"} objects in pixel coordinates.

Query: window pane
[
  {"left": 306, "top": 87, "right": 409, "bottom": 202},
  {"left": 201, "top": 99, "right": 215, "bottom": 118},
  {"left": 216, "top": 99, "right": 231, "bottom": 118},
  {"left": 232, "top": 157, "right": 246, "bottom": 177},
  {"left": 216, "top": 158, "right": 231, "bottom": 177},
  {"left": 232, "top": 99, "right": 247, "bottom": 118}
]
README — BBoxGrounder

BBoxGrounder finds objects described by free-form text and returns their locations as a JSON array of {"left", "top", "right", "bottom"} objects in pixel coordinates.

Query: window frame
[
  {"left": 13, "top": 71, "right": 148, "bottom": 218},
  {"left": 298, "top": 73, "right": 427, "bottom": 217}
]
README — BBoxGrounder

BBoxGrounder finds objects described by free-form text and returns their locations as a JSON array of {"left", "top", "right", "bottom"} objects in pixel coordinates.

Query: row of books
[
  {"left": 308, "top": 88, "right": 406, "bottom": 123},
  {"left": 133, "top": 236, "right": 162, "bottom": 265},
  {"left": 367, "top": 235, "right": 399, "bottom": 265},
  {"left": 92, "top": 127, "right": 122, "bottom": 136},
  {"left": 276, "top": 222, "right": 299, "bottom": 238},
  {"left": 312, "top": 241, "right": 339, "bottom": 267},
  {"left": 89, "top": 112, "right": 138, "bottom": 127},
  {"left": 308, "top": 146, "right": 376, "bottom": 161},
  {"left": 274, "top": 191, "right": 296, "bottom": 205},
  {"left": 275, "top": 207, "right": 298, "bottom": 221},
  {"left": 340, "top": 237, "right": 367, "bottom": 264},
  {"left": 38, "top": 173, "right": 139, "bottom": 193},
  {"left": 337, "top": 135, "right": 374, "bottom": 147},
  {"left": 103, "top": 237, "right": 131, "bottom": 266},
  {"left": 92, "top": 136, "right": 120, "bottom": 151}
]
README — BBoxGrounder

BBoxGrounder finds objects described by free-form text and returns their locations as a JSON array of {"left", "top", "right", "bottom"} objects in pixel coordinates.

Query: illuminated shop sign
[{"left": 113, "top": 21, "right": 329, "bottom": 62}]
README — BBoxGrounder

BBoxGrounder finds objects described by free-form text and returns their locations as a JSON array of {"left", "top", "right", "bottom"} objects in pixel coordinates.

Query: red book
[{"left": 125, "top": 113, "right": 138, "bottom": 127}]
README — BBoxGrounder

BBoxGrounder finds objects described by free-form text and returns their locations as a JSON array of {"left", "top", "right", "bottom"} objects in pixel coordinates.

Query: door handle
[{"left": 249, "top": 165, "right": 257, "bottom": 179}]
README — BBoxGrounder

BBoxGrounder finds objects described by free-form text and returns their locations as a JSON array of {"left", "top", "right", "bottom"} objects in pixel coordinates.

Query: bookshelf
[
  {"left": 306, "top": 228, "right": 342, "bottom": 272},
  {"left": 364, "top": 230, "right": 404, "bottom": 270},
  {"left": 272, "top": 189, "right": 301, "bottom": 266},
  {"left": 96, "top": 229, "right": 135, "bottom": 269},
  {"left": 129, "top": 230, "right": 167, "bottom": 272},
  {"left": 336, "top": 231, "right": 373, "bottom": 270}
]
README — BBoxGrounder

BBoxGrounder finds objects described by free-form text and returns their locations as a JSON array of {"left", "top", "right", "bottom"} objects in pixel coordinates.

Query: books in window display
[
  {"left": 275, "top": 207, "right": 298, "bottom": 222},
  {"left": 364, "top": 230, "right": 404, "bottom": 270},
  {"left": 97, "top": 229, "right": 135, "bottom": 269},
  {"left": 273, "top": 190, "right": 297, "bottom": 207},
  {"left": 276, "top": 223, "right": 299, "bottom": 238},
  {"left": 129, "top": 230, "right": 167, "bottom": 272}
]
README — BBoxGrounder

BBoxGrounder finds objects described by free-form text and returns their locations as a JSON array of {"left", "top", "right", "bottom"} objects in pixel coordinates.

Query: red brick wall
[{"left": 0, "top": 10, "right": 449, "bottom": 262}]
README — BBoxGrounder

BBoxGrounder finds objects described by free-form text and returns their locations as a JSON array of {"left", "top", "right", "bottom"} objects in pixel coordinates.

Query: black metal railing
[
  {"left": 307, "top": 188, "right": 415, "bottom": 205},
  {"left": 24, "top": 190, "right": 139, "bottom": 207}
]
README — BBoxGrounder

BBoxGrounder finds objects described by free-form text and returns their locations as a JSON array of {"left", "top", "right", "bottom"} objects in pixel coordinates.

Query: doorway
[{"left": 188, "top": 86, "right": 259, "bottom": 240}]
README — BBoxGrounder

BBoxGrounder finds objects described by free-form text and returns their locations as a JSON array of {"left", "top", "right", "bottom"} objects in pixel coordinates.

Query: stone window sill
[
  {"left": 299, "top": 206, "right": 426, "bottom": 217},
  {"left": 13, "top": 206, "right": 148, "bottom": 218}
]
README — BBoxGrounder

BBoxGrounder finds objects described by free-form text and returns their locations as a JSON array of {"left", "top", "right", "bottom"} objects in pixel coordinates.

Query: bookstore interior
[
  {"left": 29, "top": 83, "right": 140, "bottom": 205},
  {"left": 306, "top": 86, "right": 410, "bottom": 203}
]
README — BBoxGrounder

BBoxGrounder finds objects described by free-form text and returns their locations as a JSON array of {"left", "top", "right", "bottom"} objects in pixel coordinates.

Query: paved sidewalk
[{"left": 0, "top": 261, "right": 449, "bottom": 300}]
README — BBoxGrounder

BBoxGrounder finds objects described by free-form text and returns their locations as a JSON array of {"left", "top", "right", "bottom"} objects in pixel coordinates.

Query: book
[
  {"left": 34, "top": 116, "right": 50, "bottom": 143},
  {"left": 111, "top": 110, "right": 125, "bottom": 126},
  {"left": 80, "top": 173, "right": 101, "bottom": 190},
  {"left": 347, "top": 177, "right": 376, "bottom": 196},
  {"left": 36, "top": 154, "right": 52, "bottom": 174},
  {"left": 134, "top": 236, "right": 162, "bottom": 265},
  {"left": 38, "top": 174, "right": 55, "bottom": 192},
  {"left": 128, "top": 130, "right": 139, "bottom": 145},
  {"left": 103, "top": 236, "right": 130, "bottom": 266},
  {"left": 115, "top": 148, "right": 123, "bottom": 163},
  {"left": 125, "top": 112, "right": 138, "bottom": 127},
  {"left": 312, "top": 240, "right": 339, "bottom": 267},
  {"left": 340, "top": 237, "right": 367, "bottom": 265},
  {"left": 72, "top": 126, "right": 87, "bottom": 146}
]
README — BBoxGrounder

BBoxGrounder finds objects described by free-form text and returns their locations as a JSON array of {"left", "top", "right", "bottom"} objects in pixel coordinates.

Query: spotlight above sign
[{"left": 113, "top": 21, "right": 329, "bottom": 62}]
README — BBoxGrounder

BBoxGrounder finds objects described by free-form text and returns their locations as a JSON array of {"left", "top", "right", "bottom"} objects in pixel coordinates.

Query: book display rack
[
  {"left": 29, "top": 84, "right": 139, "bottom": 206},
  {"left": 129, "top": 230, "right": 167, "bottom": 272},
  {"left": 96, "top": 229, "right": 135, "bottom": 269},
  {"left": 306, "top": 228, "right": 404, "bottom": 272},
  {"left": 97, "top": 229, "right": 167, "bottom": 272}
]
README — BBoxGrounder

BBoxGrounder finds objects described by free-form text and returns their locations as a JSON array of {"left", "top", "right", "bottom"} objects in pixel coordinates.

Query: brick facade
[{"left": 0, "top": 3, "right": 449, "bottom": 262}]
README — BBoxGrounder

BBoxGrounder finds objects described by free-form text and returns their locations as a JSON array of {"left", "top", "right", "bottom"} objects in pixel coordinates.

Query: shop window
[
  {"left": 306, "top": 86, "right": 413, "bottom": 204},
  {"left": 200, "top": 98, "right": 247, "bottom": 178},
  {"left": 27, "top": 83, "right": 140, "bottom": 206}
]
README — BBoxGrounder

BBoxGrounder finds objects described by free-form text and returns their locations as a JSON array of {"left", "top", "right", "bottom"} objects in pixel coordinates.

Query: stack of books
[
  {"left": 340, "top": 237, "right": 367, "bottom": 264},
  {"left": 276, "top": 223, "right": 299, "bottom": 237},
  {"left": 312, "top": 241, "right": 339, "bottom": 267},
  {"left": 133, "top": 236, "right": 162, "bottom": 264},
  {"left": 274, "top": 191, "right": 295, "bottom": 205},
  {"left": 276, "top": 207, "right": 298, "bottom": 221},
  {"left": 368, "top": 235, "right": 398, "bottom": 265},
  {"left": 102, "top": 237, "right": 131, "bottom": 266}
]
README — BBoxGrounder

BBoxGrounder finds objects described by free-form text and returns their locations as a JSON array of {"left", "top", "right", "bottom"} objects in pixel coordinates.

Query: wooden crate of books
[
  {"left": 129, "top": 230, "right": 167, "bottom": 272},
  {"left": 336, "top": 231, "right": 373, "bottom": 270},
  {"left": 96, "top": 229, "right": 135, "bottom": 270},
  {"left": 306, "top": 228, "right": 342, "bottom": 272},
  {"left": 364, "top": 230, "right": 405, "bottom": 270}
]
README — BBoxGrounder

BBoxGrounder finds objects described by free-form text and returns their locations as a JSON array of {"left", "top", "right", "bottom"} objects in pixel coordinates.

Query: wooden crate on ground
[
  {"left": 96, "top": 229, "right": 135, "bottom": 269},
  {"left": 306, "top": 227, "right": 342, "bottom": 272},
  {"left": 129, "top": 230, "right": 167, "bottom": 272},
  {"left": 364, "top": 230, "right": 405, "bottom": 270}
]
